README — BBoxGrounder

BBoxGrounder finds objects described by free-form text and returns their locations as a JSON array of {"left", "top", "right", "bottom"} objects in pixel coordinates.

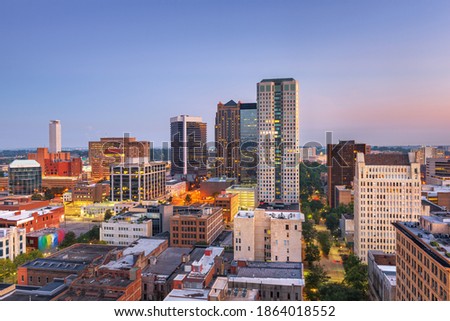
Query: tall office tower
[
  {"left": 354, "top": 153, "right": 422, "bottom": 263},
  {"left": 240, "top": 102, "right": 258, "bottom": 183},
  {"left": 170, "top": 115, "right": 207, "bottom": 178},
  {"left": 89, "top": 136, "right": 150, "bottom": 182},
  {"left": 327, "top": 140, "right": 370, "bottom": 208},
  {"left": 8, "top": 160, "right": 42, "bottom": 195},
  {"left": 415, "top": 146, "right": 445, "bottom": 165},
  {"left": 215, "top": 100, "right": 240, "bottom": 179},
  {"left": 257, "top": 78, "right": 300, "bottom": 203},
  {"left": 49, "top": 120, "right": 62, "bottom": 154},
  {"left": 110, "top": 162, "right": 166, "bottom": 202}
]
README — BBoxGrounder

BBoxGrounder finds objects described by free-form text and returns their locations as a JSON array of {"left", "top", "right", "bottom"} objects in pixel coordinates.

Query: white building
[
  {"left": 354, "top": 153, "right": 423, "bottom": 263},
  {"left": 257, "top": 78, "right": 300, "bottom": 203},
  {"left": 81, "top": 202, "right": 116, "bottom": 219},
  {"left": 0, "top": 227, "right": 26, "bottom": 260},
  {"left": 62, "top": 191, "right": 72, "bottom": 202},
  {"left": 100, "top": 212, "right": 153, "bottom": 246},
  {"left": 49, "top": 120, "right": 62, "bottom": 153},
  {"left": 166, "top": 179, "right": 186, "bottom": 198},
  {"left": 234, "top": 208, "right": 304, "bottom": 262}
]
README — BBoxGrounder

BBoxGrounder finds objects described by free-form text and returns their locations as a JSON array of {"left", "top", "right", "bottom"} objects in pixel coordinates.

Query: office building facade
[
  {"left": 257, "top": 78, "right": 300, "bottom": 203},
  {"left": 8, "top": 160, "right": 42, "bottom": 195},
  {"left": 49, "top": 120, "right": 62, "bottom": 154},
  {"left": 170, "top": 115, "right": 207, "bottom": 178},
  {"left": 240, "top": 103, "right": 258, "bottom": 183}
]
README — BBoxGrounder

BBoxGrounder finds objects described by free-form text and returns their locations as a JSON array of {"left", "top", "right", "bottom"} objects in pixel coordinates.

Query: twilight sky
[{"left": 1, "top": 0, "right": 450, "bottom": 149}]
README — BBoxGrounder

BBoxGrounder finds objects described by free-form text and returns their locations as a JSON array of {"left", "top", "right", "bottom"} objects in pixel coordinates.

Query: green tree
[
  {"left": 324, "top": 212, "right": 340, "bottom": 235},
  {"left": 0, "top": 258, "right": 15, "bottom": 283},
  {"left": 310, "top": 200, "right": 324, "bottom": 212},
  {"left": 184, "top": 194, "right": 192, "bottom": 205},
  {"left": 31, "top": 193, "right": 44, "bottom": 201},
  {"left": 104, "top": 209, "right": 113, "bottom": 221},
  {"left": 302, "top": 219, "right": 317, "bottom": 244},
  {"left": 305, "top": 264, "right": 329, "bottom": 301},
  {"left": 305, "top": 243, "right": 320, "bottom": 266},
  {"left": 13, "top": 250, "right": 43, "bottom": 268},
  {"left": 317, "top": 231, "right": 332, "bottom": 256},
  {"left": 60, "top": 231, "right": 77, "bottom": 248},
  {"left": 319, "top": 282, "right": 363, "bottom": 301},
  {"left": 44, "top": 188, "right": 55, "bottom": 200}
]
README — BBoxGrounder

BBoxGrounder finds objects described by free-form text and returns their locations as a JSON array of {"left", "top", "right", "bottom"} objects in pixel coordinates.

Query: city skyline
[{"left": 1, "top": 1, "right": 450, "bottom": 149}]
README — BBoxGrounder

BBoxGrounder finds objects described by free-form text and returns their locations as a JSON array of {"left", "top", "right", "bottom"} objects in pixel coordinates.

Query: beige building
[
  {"left": 394, "top": 215, "right": 450, "bottom": 301},
  {"left": 100, "top": 212, "right": 153, "bottom": 246},
  {"left": 214, "top": 192, "right": 239, "bottom": 222},
  {"left": 234, "top": 208, "right": 304, "bottom": 262},
  {"left": 354, "top": 153, "right": 423, "bottom": 263},
  {"left": 0, "top": 227, "right": 26, "bottom": 260}
]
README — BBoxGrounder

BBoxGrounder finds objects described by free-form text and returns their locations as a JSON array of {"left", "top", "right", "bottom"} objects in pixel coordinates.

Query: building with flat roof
[
  {"left": 354, "top": 153, "right": 423, "bottom": 263},
  {"left": 225, "top": 185, "right": 257, "bottom": 209},
  {"left": 141, "top": 247, "right": 192, "bottom": 300},
  {"left": 72, "top": 181, "right": 110, "bottom": 203},
  {"left": 426, "top": 158, "right": 450, "bottom": 186},
  {"left": 394, "top": 215, "right": 450, "bottom": 301},
  {"left": 368, "top": 250, "right": 396, "bottom": 301},
  {"left": 101, "top": 213, "right": 153, "bottom": 246},
  {"left": 8, "top": 160, "right": 42, "bottom": 195},
  {"left": 170, "top": 206, "right": 224, "bottom": 248},
  {"left": 199, "top": 177, "right": 236, "bottom": 198},
  {"left": 422, "top": 185, "right": 450, "bottom": 210},
  {"left": 28, "top": 147, "right": 82, "bottom": 178},
  {"left": 0, "top": 227, "right": 26, "bottom": 260},
  {"left": 0, "top": 195, "right": 50, "bottom": 211},
  {"left": 0, "top": 205, "right": 64, "bottom": 233},
  {"left": 214, "top": 192, "right": 238, "bottom": 223},
  {"left": 234, "top": 208, "right": 304, "bottom": 263},
  {"left": 340, "top": 214, "right": 355, "bottom": 244},
  {"left": 26, "top": 227, "right": 65, "bottom": 252},
  {"left": 239, "top": 102, "right": 257, "bottom": 184},
  {"left": 166, "top": 179, "right": 187, "bottom": 198},
  {"left": 228, "top": 261, "right": 304, "bottom": 301},
  {"left": 208, "top": 277, "right": 259, "bottom": 301},
  {"left": 110, "top": 162, "right": 166, "bottom": 202},
  {"left": 49, "top": 120, "right": 62, "bottom": 154}
]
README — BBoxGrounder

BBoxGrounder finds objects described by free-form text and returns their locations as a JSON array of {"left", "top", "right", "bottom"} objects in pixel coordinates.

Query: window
[{"left": 285, "top": 224, "right": 289, "bottom": 230}]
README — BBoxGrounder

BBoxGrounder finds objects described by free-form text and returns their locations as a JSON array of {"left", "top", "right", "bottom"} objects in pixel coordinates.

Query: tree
[
  {"left": 167, "top": 196, "right": 173, "bottom": 203},
  {"left": 319, "top": 282, "right": 363, "bottom": 301},
  {"left": 302, "top": 219, "right": 317, "bottom": 244},
  {"left": 305, "top": 243, "right": 320, "bottom": 266},
  {"left": 31, "top": 193, "right": 44, "bottom": 201},
  {"left": 104, "top": 209, "right": 113, "bottom": 221},
  {"left": 305, "top": 264, "right": 329, "bottom": 301},
  {"left": 343, "top": 253, "right": 361, "bottom": 272},
  {"left": 0, "top": 258, "right": 15, "bottom": 283},
  {"left": 310, "top": 200, "right": 324, "bottom": 212},
  {"left": 44, "top": 188, "right": 55, "bottom": 200},
  {"left": 344, "top": 263, "right": 368, "bottom": 293},
  {"left": 312, "top": 211, "right": 322, "bottom": 224},
  {"left": 317, "top": 231, "right": 332, "bottom": 256},
  {"left": 184, "top": 194, "right": 192, "bottom": 205},
  {"left": 13, "top": 250, "right": 43, "bottom": 268},
  {"left": 324, "top": 212, "right": 340, "bottom": 235},
  {"left": 60, "top": 231, "right": 77, "bottom": 248}
]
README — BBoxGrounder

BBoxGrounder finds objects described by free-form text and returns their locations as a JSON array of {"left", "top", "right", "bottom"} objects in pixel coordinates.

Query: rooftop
[
  {"left": 258, "top": 202, "right": 300, "bottom": 211},
  {"left": 205, "top": 177, "right": 236, "bottom": 183},
  {"left": 189, "top": 247, "right": 224, "bottom": 277},
  {"left": 22, "top": 259, "right": 88, "bottom": 272},
  {"left": 394, "top": 221, "right": 450, "bottom": 267},
  {"left": 226, "top": 185, "right": 256, "bottom": 191},
  {"left": 260, "top": 78, "right": 295, "bottom": 83},
  {"left": 364, "top": 153, "right": 411, "bottom": 166},
  {"left": 123, "top": 238, "right": 167, "bottom": 257},
  {"left": 9, "top": 160, "right": 41, "bottom": 168},
  {"left": 239, "top": 103, "right": 257, "bottom": 110},
  {"left": 236, "top": 262, "right": 303, "bottom": 279},
  {"left": 142, "top": 247, "right": 192, "bottom": 277},
  {"left": 27, "top": 227, "right": 63, "bottom": 237},
  {"left": 0, "top": 205, "right": 62, "bottom": 223},
  {"left": 236, "top": 209, "right": 304, "bottom": 221},
  {"left": 164, "top": 288, "right": 209, "bottom": 301},
  {"left": 50, "top": 244, "right": 122, "bottom": 262}
]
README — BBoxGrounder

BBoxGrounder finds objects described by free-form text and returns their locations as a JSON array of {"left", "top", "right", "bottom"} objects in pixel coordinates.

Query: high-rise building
[
  {"left": 354, "top": 153, "right": 422, "bottom": 263},
  {"left": 234, "top": 208, "right": 304, "bottom": 262},
  {"left": 110, "top": 162, "right": 166, "bottom": 202},
  {"left": 89, "top": 136, "right": 150, "bottom": 182},
  {"left": 170, "top": 115, "right": 207, "bottom": 178},
  {"left": 49, "top": 120, "right": 62, "bottom": 154},
  {"left": 394, "top": 215, "right": 450, "bottom": 301},
  {"left": 257, "top": 78, "right": 300, "bottom": 204},
  {"left": 327, "top": 140, "right": 369, "bottom": 208},
  {"left": 240, "top": 103, "right": 258, "bottom": 183},
  {"left": 426, "top": 158, "right": 450, "bottom": 186},
  {"left": 215, "top": 100, "right": 240, "bottom": 179},
  {"left": 8, "top": 160, "right": 42, "bottom": 195}
]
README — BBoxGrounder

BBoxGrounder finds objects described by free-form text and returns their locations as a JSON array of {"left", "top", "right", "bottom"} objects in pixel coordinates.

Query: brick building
[{"left": 0, "top": 205, "right": 64, "bottom": 233}]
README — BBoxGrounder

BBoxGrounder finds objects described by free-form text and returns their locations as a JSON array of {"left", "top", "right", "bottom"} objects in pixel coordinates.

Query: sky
[{"left": 1, "top": 0, "right": 450, "bottom": 149}]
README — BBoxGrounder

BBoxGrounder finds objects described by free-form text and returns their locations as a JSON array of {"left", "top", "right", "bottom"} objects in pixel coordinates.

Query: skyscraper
[
  {"left": 354, "top": 153, "right": 422, "bottom": 263},
  {"left": 170, "top": 115, "right": 207, "bottom": 178},
  {"left": 240, "top": 102, "right": 258, "bottom": 183},
  {"left": 215, "top": 100, "right": 240, "bottom": 179},
  {"left": 88, "top": 136, "right": 150, "bottom": 182},
  {"left": 327, "top": 140, "right": 369, "bottom": 208},
  {"left": 257, "top": 78, "right": 300, "bottom": 203},
  {"left": 49, "top": 120, "right": 61, "bottom": 153}
]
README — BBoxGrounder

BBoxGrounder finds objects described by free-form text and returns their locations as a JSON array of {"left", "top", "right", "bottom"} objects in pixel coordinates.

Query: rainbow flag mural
[{"left": 37, "top": 230, "right": 66, "bottom": 251}]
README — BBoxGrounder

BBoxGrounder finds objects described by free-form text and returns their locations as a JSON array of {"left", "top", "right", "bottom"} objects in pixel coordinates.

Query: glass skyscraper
[
  {"left": 8, "top": 160, "right": 42, "bottom": 195},
  {"left": 240, "top": 103, "right": 258, "bottom": 183}
]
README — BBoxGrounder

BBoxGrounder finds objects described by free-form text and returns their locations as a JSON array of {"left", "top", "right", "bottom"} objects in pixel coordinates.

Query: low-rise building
[
  {"left": 334, "top": 185, "right": 353, "bottom": 206},
  {"left": 80, "top": 202, "right": 115, "bottom": 219},
  {"left": 166, "top": 179, "right": 187, "bottom": 198},
  {"left": 26, "top": 228, "right": 66, "bottom": 252},
  {"left": 0, "top": 227, "right": 26, "bottom": 260},
  {"left": 200, "top": 177, "right": 236, "bottom": 198},
  {"left": 101, "top": 213, "right": 153, "bottom": 246},
  {"left": 214, "top": 192, "right": 238, "bottom": 223},
  {"left": 170, "top": 206, "right": 224, "bottom": 247},
  {"left": 208, "top": 277, "right": 259, "bottom": 301},
  {"left": 228, "top": 261, "right": 304, "bottom": 301},
  {"left": 234, "top": 207, "right": 304, "bottom": 262},
  {"left": 0, "top": 205, "right": 64, "bottom": 233},
  {"left": 368, "top": 250, "right": 396, "bottom": 301},
  {"left": 72, "top": 181, "right": 110, "bottom": 203},
  {"left": 340, "top": 214, "right": 355, "bottom": 244},
  {"left": 225, "top": 185, "right": 257, "bottom": 210}
]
